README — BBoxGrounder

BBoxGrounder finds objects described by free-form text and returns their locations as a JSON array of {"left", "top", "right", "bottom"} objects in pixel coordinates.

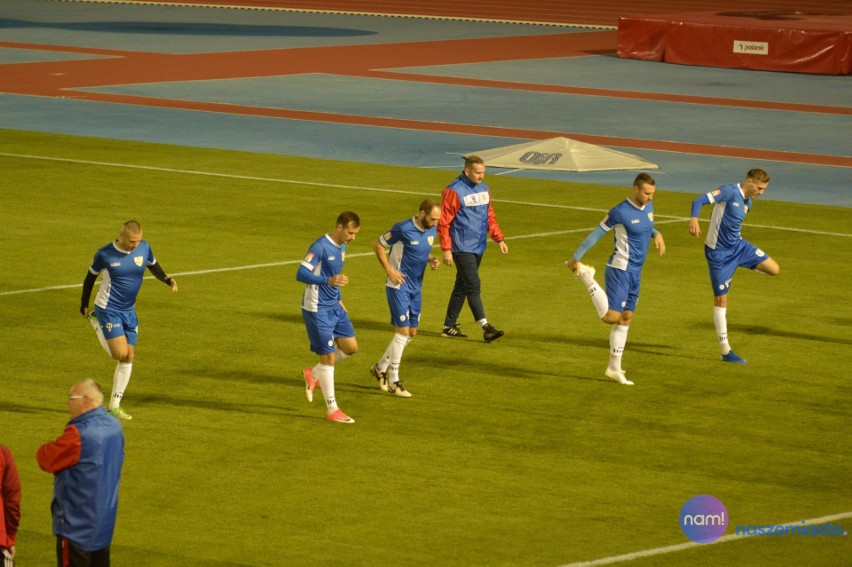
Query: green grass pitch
[{"left": 1, "top": 129, "right": 850, "bottom": 566}]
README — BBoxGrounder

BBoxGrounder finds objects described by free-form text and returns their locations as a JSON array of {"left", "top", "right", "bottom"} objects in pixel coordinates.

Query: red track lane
[{"left": 3, "top": 23, "right": 849, "bottom": 168}]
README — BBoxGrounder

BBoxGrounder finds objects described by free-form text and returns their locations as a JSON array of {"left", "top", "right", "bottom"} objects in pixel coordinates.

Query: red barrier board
[{"left": 618, "top": 11, "right": 852, "bottom": 75}]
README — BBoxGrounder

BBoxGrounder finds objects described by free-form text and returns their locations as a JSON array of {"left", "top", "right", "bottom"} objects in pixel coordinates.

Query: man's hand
[
  {"left": 442, "top": 250, "right": 454, "bottom": 266},
  {"left": 654, "top": 233, "right": 666, "bottom": 256},
  {"left": 329, "top": 274, "right": 349, "bottom": 287},
  {"left": 688, "top": 217, "right": 701, "bottom": 238}
]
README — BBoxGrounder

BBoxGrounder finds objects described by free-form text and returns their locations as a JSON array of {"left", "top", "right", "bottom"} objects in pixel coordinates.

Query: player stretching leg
[
  {"left": 567, "top": 174, "right": 665, "bottom": 385},
  {"left": 689, "top": 168, "right": 780, "bottom": 363}
]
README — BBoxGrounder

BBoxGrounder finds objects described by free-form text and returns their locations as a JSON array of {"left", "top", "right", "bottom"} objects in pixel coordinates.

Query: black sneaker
[
  {"left": 482, "top": 323, "right": 504, "bottom": 343},
  {"left": 442, "top": 325, "right": 468, "bottom": 338}
]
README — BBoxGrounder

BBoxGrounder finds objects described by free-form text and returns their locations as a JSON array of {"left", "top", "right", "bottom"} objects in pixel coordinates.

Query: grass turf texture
[{"left": 1, "top": 129, "right": 850, "bottom": 566}]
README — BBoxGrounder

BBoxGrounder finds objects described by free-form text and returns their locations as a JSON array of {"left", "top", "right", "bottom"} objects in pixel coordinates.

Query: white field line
[
  {"left": 558, "top": 511, "right": 852, "bottom": 567},
  {"left": 0, "top": 154, "right": 848, "bottom": 297}
]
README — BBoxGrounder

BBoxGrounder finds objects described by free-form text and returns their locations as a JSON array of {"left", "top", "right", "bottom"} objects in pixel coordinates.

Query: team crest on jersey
[
  {"left": 341, "top": 253, "right": 345, "bottom": 261},
  {"left": 647, "top": 212, "right": 654, "bottom": 222},
  {"left": 427, "top": 236, "right": 434, "bottom": 246},
  {"left": 134, "top": 256, "right": 144, "bottom": 267},
  {"left": 744, "top": 205, "right": 750, "bottom": 213}
]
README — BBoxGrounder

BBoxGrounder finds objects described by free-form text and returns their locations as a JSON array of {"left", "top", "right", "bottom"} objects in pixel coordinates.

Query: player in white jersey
[
  {"left": 689, "top": 169, "right": 780, "bottom": 364},
  {"left": 297, "top": 212, "right": 361, "bottom": 424},
  {"left": 566, "top": 173, "right": 665, "bottom": 385},
  {"left": 370, "top": 200, "right": 441, "bottom": 398},
  {"left": 80, "top": 220, "right": 178, "bottom": 419}
]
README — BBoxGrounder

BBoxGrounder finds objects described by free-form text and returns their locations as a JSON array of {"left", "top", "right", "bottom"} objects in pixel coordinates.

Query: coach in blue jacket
[
  {"left": 37, "top": 379, "right": 125, "bottom": 567},
  {"left": 438, "top": 155, "right": 509, "bottom": 343}
]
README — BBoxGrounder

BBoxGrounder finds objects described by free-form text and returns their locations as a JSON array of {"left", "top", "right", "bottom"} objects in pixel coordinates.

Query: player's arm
[
  {"left": 437, "top": 188, "right": 460, "bottom": 265},
  {"left": 296, "top": 258, "right": 348, "bottom": 287},
  {"left": 80, "top": 270, "right": 98, "bottom": 317},
  {"left": 373, "top": 238, "right": 406, "bottom": 286},
  {"left": 36, "top": 425, "right": 82, "bottom": 474},
  {"left": 148, "top": 262, "right": 178, "bottom": 292},
  {"left": 1, "top": 446, "right": 21, "bottom": 543},
  {"left": 689, "top": 193, "right": 715, "bottom": 237},
  {"left": 486, "top": 201, "right": 508, "bottom": 254},
  {"left": 566, "top": 224, "right": 608, "bottom": 273},
  {"left": 652, "top": 228, "right": 666, "bottom": 256}
]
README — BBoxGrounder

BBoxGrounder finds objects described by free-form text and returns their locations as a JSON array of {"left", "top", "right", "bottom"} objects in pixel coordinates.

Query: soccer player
[
  {"left": 80, "top": 220, "right": 178, "bottom": 420},
  {"left": 688, "top": 168, "right": 780, "bottom": 364},
  {"left": 438, "top": 155, "right": 508, "bottom": 342},
  {"left": 566, "top": 173, "right": 665, "bottom": 385},
  {"left": 370, "top": 199, "right": 442, "bottom": 398},
  {"left": 297, "top": 211, "right": 361, "bottom": 424}
]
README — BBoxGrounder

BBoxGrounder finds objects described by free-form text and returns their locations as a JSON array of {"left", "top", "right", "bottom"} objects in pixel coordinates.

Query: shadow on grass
[
  {"left": 132, "top": 392, "right": 305, "bottom": 418},
  {"left": 0, "top": 401, "right": 65, "bottom": 415},
  {"left": 694, "top": 321, "right": 851, "bottom": 345}
]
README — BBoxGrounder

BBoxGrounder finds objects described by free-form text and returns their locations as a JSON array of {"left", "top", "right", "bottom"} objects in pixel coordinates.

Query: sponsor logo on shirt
[
  {"left": 463, "top": 191, "right": 490, "bottom": 207},
  {"left": 328, "top": 256, "right": 336, "bottom": 261},
  {"left": 410, "top": 240, "right": 419, "bottom": 245},
  {"left": 134, "top": 256, "right": 144, "bottom": 267},
  {"left": 733, "top": 202, "right": 740, "bottom": 207},
  {"left": 631, "top": 219, "right": 640, "bottom": 224},
  {"left": 111, "top": 262, "right": 121, "bottom": 267}
]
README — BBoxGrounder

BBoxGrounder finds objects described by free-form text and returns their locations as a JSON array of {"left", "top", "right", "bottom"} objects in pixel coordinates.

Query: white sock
[
  {"left": 387, "top": 333, "right": 410, "bottom": 384},
  {"left": 477, "top": 318, "right": 488, "bottom": 328},
  {"left": 110, "top": 362, "right": 132, "bottom": 410},
  {"left": 376, "top": 342, "right": 392, "bottom": 373},
  {"left": 608, "top": 325, "right": 629, "bottom": 372},
  {"left": 316, "top": 364, "right": 338, "bottom": 412},
  {"left": 334, "top": 346, "right": 350, "bottom": 363},
  {"left": 89, "top": 318, "right": 111, "bottom": 356},
  {"left": 714, "top": 306, "right": 731, "bottom": 355},
  {"left": 582, "top": 277, "right": 609, "bottom": 319}
]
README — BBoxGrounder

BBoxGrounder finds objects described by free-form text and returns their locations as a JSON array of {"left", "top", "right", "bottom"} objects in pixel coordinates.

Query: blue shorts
[
  {"left": 302, "top": 304, "right": 355, "bottom": 355},
  {"left": 705, "top": 240, "right": 769, "bottom": 296},
  {"left": 93, "top": 306, "right": 139, "bottom": 346},
  {"left": 604, "top": 267, "right": 641, "bottom": 313},
  {"left": 386, "top": 286, "right": 422, "bottom": 328}
]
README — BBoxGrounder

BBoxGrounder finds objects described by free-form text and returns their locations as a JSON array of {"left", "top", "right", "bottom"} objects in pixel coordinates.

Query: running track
[{"left": 1, "top": 0, "right": 850, "bottom": 205}]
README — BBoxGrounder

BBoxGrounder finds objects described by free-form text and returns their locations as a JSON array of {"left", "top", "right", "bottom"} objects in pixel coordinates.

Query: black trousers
[
  {"left": 444, "top": 252, "right": 486, "bottom": 327},
  {"left": 57, "top": 538, "right": 110, "bottom": 567}
]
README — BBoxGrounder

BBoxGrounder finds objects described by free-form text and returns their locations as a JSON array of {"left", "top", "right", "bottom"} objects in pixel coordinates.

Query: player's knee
[{"left": 601, "top": 312, "right": 620, "bottom": 325}]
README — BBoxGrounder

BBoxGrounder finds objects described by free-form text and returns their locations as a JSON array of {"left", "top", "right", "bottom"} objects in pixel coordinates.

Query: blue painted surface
[{"left": 1, "top": 0, "right": 849, "bottom": 206}]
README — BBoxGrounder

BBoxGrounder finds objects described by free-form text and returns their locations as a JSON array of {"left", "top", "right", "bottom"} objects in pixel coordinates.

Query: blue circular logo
[{"left": 680, "top": 495, "right": 728, "bottom": 543}]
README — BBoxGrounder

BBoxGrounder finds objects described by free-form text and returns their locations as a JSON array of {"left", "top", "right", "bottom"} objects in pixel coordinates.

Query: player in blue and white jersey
[
  {"left": 370, "top": 199, "right": 441, "bottom": 398},
  {"left": 297, "top": 211, "right": 361, "bottom": 424},
  {"left": 80, "top": 220, "right": 178, "bottom": 420},
  {"left": 567, "top": 173, "right": 665, "bottom": 385},
  {"left": 689, "top": 169, "right": 780, "bottom": 364}
]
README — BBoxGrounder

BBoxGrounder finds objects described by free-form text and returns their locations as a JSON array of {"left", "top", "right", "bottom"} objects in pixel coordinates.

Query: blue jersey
[
  {"left": 601, "top": 199, "right": 655, "bottom": 272},
  {"left": 299, "top": 235, "right": 346, "bottom": 312},
  {"left": 379, "top": 217, "right": 436, "bottom": 291},
  {"left": 89, "top": 241, "right": 156, "bottom": 311},
  {"left": 704, "top": 183, "right": 752, "bottom": 251}
]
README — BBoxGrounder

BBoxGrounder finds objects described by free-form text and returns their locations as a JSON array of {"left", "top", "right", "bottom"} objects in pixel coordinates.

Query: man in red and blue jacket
[
  {"left": 438, "top": 155, "right": 509, "bottom": 343},
  {"left": 1, "top": 444, "right": 21, "bottom": 565},
  {"left": 37, "top": 380, "right": 124, "bottom": 567}
]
